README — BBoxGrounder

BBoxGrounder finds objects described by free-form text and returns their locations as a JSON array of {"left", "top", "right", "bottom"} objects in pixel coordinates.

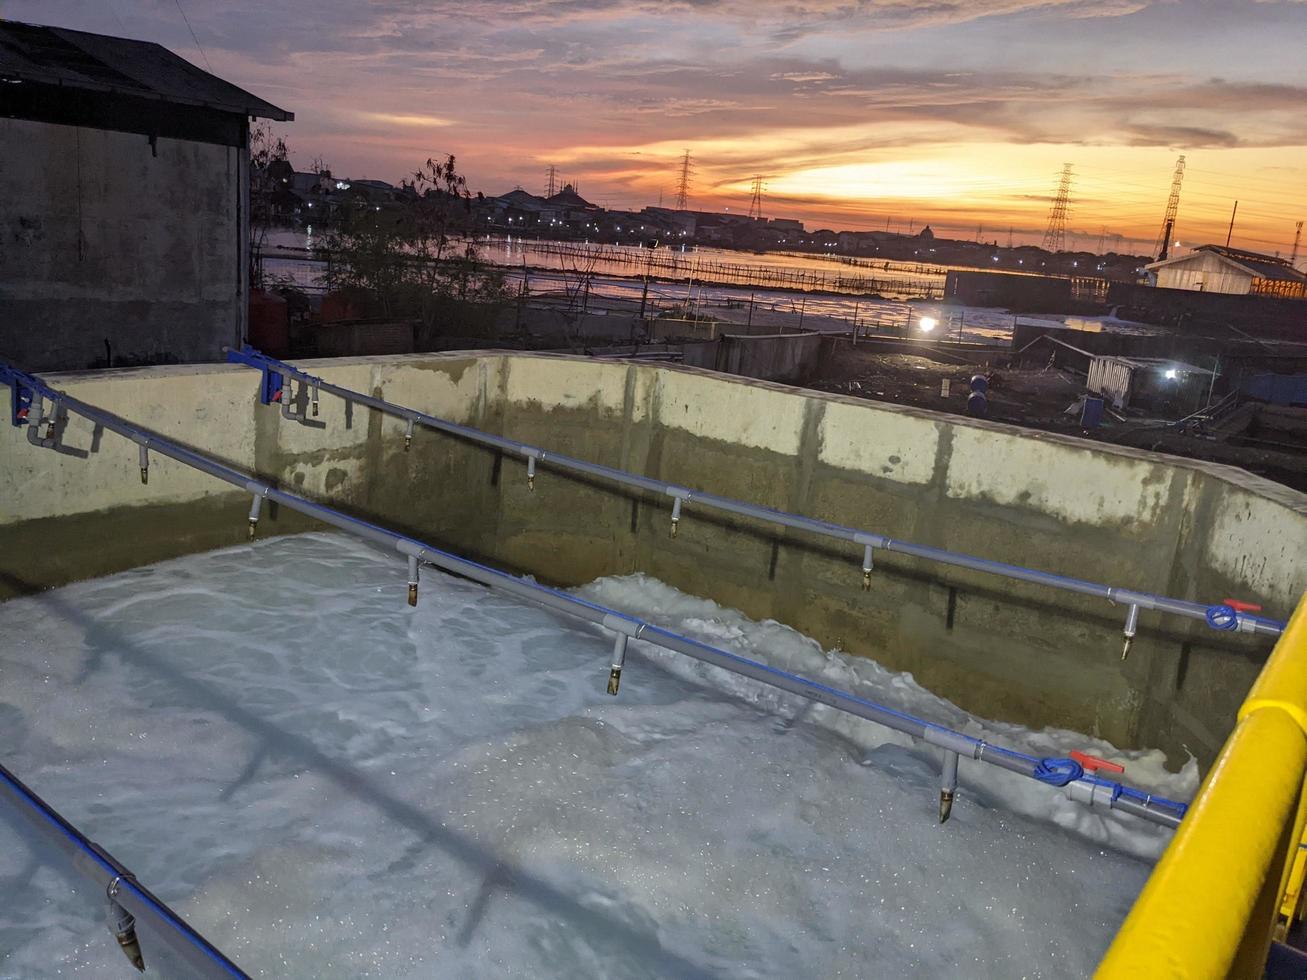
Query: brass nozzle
[
  {"left": 607, "top": 666, "right": 622, "bottom": 696},
  {"left": 939, "top": 790, "right": 954, "bottom": 824},
  {"left": 861, "top": 568, "right": 872, "bottom": 591},
  {"left": 670, "top": 518, "right": 679, "bottom": 539},
  {"left": 407, "top": 583, "right": 418, "bottom": 607},
  {"left": 247, "top": 519, "right": 257, "bottom": 540},
  {"left": 527, "top": 474, "right": 535, "bottom": 492},
  {"left": 404, "top": 434, "right": 412, "bottom": 452},
  {"left": 115, "top": 924, "right": 145, "bottom": 972},
  {"left": 139, "top": 467, "right": 148, "bottom": 485},
  {"left": 1120, "top": 636, "right": 1134, "bottom": 661}
]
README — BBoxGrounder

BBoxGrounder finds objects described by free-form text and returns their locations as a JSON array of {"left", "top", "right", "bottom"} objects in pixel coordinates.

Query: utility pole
[
  {"left": 747, "top": 176, "right": 764, "bottom": 219},
  {"left": 674, "top": 150, "right": 694, "bottom": 210},
  {"left": 1007, "top": 227, "right": 1014, "bottom": 249},
  {"left": 1226, "top": 201, "right": 1238, "bottom": 248},
  {"left": 1153, "top": 155, "right": 1185, "bottom": 260},
  {"left": 1042, "top": 163, "right": 1073, "bottom": 253}
]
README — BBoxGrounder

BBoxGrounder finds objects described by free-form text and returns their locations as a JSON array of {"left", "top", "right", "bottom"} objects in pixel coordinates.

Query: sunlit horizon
[{"left": 11, "top": 0, "right": 1307, "bottom": 258}]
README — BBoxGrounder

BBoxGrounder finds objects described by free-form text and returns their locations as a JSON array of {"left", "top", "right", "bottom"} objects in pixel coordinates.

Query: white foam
[{"left": 0, "top": 533, "right": 1183, "bottom": 978}]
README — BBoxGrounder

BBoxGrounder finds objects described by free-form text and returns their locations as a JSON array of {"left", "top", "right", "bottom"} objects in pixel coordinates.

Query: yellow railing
[{"left": 1098, "top": 594, "right": 1307, "bottom": 979}]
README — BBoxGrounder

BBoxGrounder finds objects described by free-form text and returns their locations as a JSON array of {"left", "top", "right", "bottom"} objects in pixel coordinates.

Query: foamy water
[{"left": 0, "top": 533, "right": 1191, "bottom": 977}]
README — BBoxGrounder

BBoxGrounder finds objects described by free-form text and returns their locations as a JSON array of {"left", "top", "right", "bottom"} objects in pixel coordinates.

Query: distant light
[
  {"left": 1165, "top": 368, "right": 1178, "bottom": 380},
  {"left": 919, "top": 316, "right": 937, "bottom": 333}
]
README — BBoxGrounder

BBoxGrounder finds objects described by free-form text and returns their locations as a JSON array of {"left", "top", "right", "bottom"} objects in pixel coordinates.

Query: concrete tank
[{"left": 3, "top": 353, "right": 1305, "bottom": 768}]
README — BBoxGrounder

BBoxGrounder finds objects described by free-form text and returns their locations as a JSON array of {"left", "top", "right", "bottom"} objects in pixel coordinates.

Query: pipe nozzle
[
  {"left": 404, "top": 418, "right": 414, "bottom": 452},
  {"left": 107, "top": 893, "right": 145, "bottom": 973},
  {"left": 1120, "top": 603, "right": 1140, "bottom": 661},
  {"left": 311, "top": 387, "right": 320, "bottom": 417},
  {"left": 140, "top": 467, "right": 148, "bottom": 485},
  {"left": 408, "top": 583, "right": 418, "bottom": 606},
  {"left": 115, "top": 923, "right": 145, "bottom": 972},
  {"left": 862, "top": 568, "right": 872, "bottom": 591},
  {"left": 248, "top": 518, "right": 257, "bottom": 540},
  {"left": 406, "top": 554, "right": 419, "bottom": 607},
  {"left": 527, "top": 456, "right": 536, "bottom": 491},
  {"left": 670, "top": 517, "right": 679, "bottom": 539},
  {"left": 939, "top": 790, "right": 954, "bottom": 824},
  {"left": 607, "top": 666, "right": 622, "bottom": 695}
]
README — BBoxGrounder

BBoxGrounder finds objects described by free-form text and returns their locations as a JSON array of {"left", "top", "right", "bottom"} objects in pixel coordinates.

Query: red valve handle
[
  {"left": 1070, "top": 750, "right": 1125, "bottom": 774},
  {"left": 1223, "top": 598, "right": 1263, "bottom": 613}
]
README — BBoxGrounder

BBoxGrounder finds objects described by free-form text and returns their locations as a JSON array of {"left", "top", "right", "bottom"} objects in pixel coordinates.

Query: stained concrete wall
[
  {"left": 715, "top": 332, "right": 823, "bottom": 383},
  {"left": 3, "top": 353, "right": 1305, "bottom": 770},
  {"left": 0, "top": 118, "right": 246, "bottom": 371}
]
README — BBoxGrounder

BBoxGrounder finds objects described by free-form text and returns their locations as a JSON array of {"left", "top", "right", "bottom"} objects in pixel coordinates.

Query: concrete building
[
  {"left": 0, "top": 21, "right": 292, "bottom": 371},
  {"left": 1145, "top": 244, "right": 1307, "bottom": 299}
]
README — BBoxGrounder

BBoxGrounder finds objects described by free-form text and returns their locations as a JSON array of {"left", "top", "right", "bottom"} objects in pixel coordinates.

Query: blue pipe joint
[
  {"left": 8, "top": 377, "right": 33, "bottom": 427},
  {"left": 1032, "top": 757, "right": 1085, "bottom": 787},
  {"left": 1206, "top": 604, "right": 1240, "bottom": 632},
  {"left": 227, "top": 347, "right": 284, "bottom": 406}
]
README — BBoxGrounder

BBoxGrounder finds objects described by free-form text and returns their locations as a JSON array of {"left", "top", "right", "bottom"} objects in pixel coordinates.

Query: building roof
[
  {"left": 496, "top": 189, "right": 550, "bottom": 211},
  {"left": 1146, "top": 243, "right": 1307, "bottom": 284},
  {"left": 546, "top": 185, "right": 596, "bottom": 209},
  {"left": 0, "top": 21, "right": 292, "bottom": 120}
]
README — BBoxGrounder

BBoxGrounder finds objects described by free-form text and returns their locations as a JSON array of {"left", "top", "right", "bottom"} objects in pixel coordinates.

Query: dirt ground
[{"left": 808, "top": 347, "right": 1307, "bottom": 492}]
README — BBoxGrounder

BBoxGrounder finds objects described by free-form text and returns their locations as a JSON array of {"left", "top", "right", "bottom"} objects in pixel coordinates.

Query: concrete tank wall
[
  {"left": 0, "top": 118, "right": 246, "bottom": 371},
  {"left": 3, "top": 353, "right": 1305, "bottom": 769}
]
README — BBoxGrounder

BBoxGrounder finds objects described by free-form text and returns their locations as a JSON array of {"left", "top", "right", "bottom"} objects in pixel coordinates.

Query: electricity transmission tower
[
  {"left": 747, "top": 175, "right": 764, "bottom": 219},
  {"left": 1042, "top": 163, "right": 1073, "bottom": 253},
  {"left": 545, "top": 165, "right": 559, "bottom": 197},
  {"left": 674, "top": 150, "right": 694, "bottom": 210},
  {"left": 1292, "top": 220, "right": 1303, "bottom": 267},
  {"left": 1153, "top": 155, "right": 1185, "bottom": 260}
]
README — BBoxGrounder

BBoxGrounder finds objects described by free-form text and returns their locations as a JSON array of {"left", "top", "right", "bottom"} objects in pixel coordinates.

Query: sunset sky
[{"left": 11, "top": 0, "right": 1307, "bottom": 256}]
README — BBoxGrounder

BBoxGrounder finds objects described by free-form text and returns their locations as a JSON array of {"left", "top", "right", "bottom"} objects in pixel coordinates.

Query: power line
[
  {"left": 746, "top": 175, "right": 764, "bottom": 219},
  {"left": 674, "top": 150, "right": 694, "bottom": 211},
  {"left": 173, "top": 0, "right": 213, "bottom": 72},
  {"left": 1042, "top": 163, "right": 1073, "bottom": 253}
]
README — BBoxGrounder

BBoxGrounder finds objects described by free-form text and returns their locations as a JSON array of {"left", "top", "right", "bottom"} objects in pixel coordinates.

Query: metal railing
[
  {"left": 224, "top": 346, "right": 1286, "bottom": 652},
  {"left": 1097, "top": 593, "right": 1307, "bottom": 977}
]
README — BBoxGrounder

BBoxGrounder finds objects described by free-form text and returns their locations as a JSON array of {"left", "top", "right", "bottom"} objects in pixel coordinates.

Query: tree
[
  {"left": 249, "top": 122, "right": 290, "bottom": 289},
  {"left": 321, "top": 154, "right": 511, "bottom": 336}
]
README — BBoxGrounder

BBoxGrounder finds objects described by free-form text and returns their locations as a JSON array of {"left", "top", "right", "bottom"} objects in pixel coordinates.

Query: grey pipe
[{"left": 228, "top": 352, "right": 1282, "bottom": 639}]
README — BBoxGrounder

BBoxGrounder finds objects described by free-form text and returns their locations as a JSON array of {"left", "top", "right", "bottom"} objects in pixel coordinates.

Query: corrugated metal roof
[{"left": 0, "top": 21, "right": 292, "bottom": 121}]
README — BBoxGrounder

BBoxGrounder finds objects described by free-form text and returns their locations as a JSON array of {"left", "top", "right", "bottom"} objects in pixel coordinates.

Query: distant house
[
  {"left": 1145, "top": 245, "right": 1307, "bottom": 300},
  {"left": 0, "top": 21, "right": 292, "bottom": 370}
]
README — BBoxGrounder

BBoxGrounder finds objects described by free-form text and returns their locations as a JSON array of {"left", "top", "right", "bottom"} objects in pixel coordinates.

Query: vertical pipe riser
[
  {"left": 608, "top": 633, "right": 629, "bottom": 696},
  {"left": 407, "top": 554, "right": 419, "bottom": 607},
  {"left": 940, "top": 751, "right": 960, "bottom": 823}
]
